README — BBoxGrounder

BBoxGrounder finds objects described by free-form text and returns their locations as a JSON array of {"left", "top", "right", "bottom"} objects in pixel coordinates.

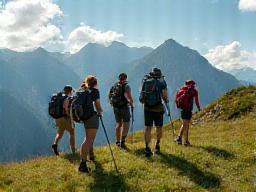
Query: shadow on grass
[
  {"left": 89, "top": 160, "right": 129, "bottom": 192},
  {"left": 62, "top": 153, "right": 80, "bottom": 164},
  {"left": 158, "top": 152, "right": 221, "bottom": 189},
  {"left": 199, "top": 146, "right": 235, "bottom": 160}
]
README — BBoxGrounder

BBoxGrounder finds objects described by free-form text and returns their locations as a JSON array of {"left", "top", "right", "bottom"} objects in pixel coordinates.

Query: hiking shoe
[
  {"left": 51, "top": 144, "right": 59, "bottom": 156},
  {"left": 116, "top": 141, "right": 121, "bottom": 148},
  {"left": 184, "top": 141, "right": 192, "bottom": 147},
  {"left": 145, "top": 147, "right": 153, "bottom": 157},
  {"left": 154, "top": 144, "right": 161, "bottom": 154},
  {"left": 174, "top": 136, "right": 182, "bottom": 145},
  {"left": 78, "top": 161, "right": 90, "bottom": 173},
  {"left": 120, "top": 141, "right": 128, "bottom": 150}
]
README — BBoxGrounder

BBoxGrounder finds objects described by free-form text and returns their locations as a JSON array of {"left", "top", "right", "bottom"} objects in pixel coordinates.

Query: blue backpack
[
  {"left": 71, "top": 88, "right": 94, "bottom": 123},
  {"left": 139, "top": 76, "right": 162, "bottom": 107}
]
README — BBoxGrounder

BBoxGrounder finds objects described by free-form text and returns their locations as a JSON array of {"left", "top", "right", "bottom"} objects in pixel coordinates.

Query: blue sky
[
  {"left": 0, "top": 0, "right": 256, "bottom": 71},
  {"left": 56, "top": 0, "right": 256, "bottom": 53}
]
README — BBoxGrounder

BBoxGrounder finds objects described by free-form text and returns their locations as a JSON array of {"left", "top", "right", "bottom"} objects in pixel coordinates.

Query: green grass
[
  {"left": 0, "top": 115, "right": 255, "bottom": 192},
  {"left": 0, "top": 86, "right": 256, "bottom": 191},
  {"left": 193, "top": 85, "right": 256, "bottom": 123}
]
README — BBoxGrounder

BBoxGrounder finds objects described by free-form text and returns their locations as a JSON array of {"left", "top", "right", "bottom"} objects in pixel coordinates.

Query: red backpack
[{"left": 175, "top": 85, "right": 195, "bottom": 110}]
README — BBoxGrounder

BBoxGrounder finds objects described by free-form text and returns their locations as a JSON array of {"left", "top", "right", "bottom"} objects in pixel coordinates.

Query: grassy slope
[{"left": 0, "top": 86, "right": 255, "bottom": 192}]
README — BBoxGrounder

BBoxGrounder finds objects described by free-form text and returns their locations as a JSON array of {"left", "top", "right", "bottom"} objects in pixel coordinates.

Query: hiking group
[{"left": 48, "top": 67, "right": 201, "bottom": 173}]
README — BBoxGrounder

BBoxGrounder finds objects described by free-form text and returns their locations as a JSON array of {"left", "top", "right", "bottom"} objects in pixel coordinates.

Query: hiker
[
  {"left": 139, "top": 68, "right": 169, "bottom": 156},
  {"left": 108, "top": 73, "right": 134, "bottom": 149},
  {"left": 78, "top": 75, "right": 103, "bottom": 173},
  {"left": 175, "top": 80, "right": 201, "bottom": 146},
  {"left": 52, "top": 85, "right": 75, "bottom": 156}
]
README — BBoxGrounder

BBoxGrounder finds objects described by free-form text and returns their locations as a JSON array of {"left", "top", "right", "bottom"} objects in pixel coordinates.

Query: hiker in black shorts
[
  {"left": 175, "top": 80, "right": 201, "bottom": 146},
  {"left": 109, "top": 73, "right": 134, "bottom": 149},
  {"left": 139, "top": 68, "right": 169, "bottom": 156}
]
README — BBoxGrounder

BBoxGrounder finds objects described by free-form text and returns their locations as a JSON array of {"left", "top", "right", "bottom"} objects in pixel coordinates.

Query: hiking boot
[
  {"left": 145, "top": 147, "right": 153, "bottom": 157},
  {"left": 184, "top": 141, "right": 192, "bottom": 147},
  {"left": 78, "top": 161, "right": 90, "bottom": 173},
  {"left": 174, "top": 136, "right": 182, "bottom": 145},
  {"left": 154, "top": 144, "right": 161, "bottom": 154},
  {"left": 120, "top": 141, "right": 128, "bottom": 150},
  {"left": 51, "top": 144, "right": 59, "bottom": 156},
  {"left": 116, "top": 141, "right": 121, "bottom": 148}
]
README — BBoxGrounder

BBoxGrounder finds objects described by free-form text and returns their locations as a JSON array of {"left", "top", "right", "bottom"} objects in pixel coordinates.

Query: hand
[{"left": 98, "top": 111, "right": 103, "bottom": 117}]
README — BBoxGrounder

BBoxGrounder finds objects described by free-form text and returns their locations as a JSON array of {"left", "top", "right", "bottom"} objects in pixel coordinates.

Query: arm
[
  {"left": 124, "top": 89, "right": 134, "bottom": 107},
  {"left": 95, "top": 99, "right": 103, "bottom": 116},
  {"left": 194, "top": 90, "right": 201, "bottom": 111},
  {"left": 162, "top": 89, "right": 169, "bottom": 104}
]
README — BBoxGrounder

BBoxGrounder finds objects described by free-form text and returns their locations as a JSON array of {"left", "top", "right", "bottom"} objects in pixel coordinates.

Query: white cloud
[
  {"left": 0, "top": 0, "right": 124, "bottom": 53},
  {"left": 67, "top": 25, "right": 124, "bottom": 54},
  {"left": 0, "top": 0, "right": 63, "bottom": 51},
  {"left": 239, "top": 0, "right": 256, "bottom": 12},
  {"left": 204, "top": 41, "right": 256, "bottom": 72}
]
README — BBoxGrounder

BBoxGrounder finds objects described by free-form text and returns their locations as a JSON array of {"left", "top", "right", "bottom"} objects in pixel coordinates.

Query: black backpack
[
  {"left": 109, "top": 82, "right": 128, "bottom": 108},
  {"left": 71, "top": 88, "right": 94, "bottom": 123},
  {"left": 48, "top": 92, "right": 67, "bottom": 119},
  {"left": 139, "top": 75, "right": 162, "bottom": 107}
]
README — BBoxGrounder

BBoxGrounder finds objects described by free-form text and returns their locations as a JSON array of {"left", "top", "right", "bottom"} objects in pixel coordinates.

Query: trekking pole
[
  {"left": 99, "top": 116, "right": 119, "bottom": 174},
  {"left": 131, "top": 106, "right": 134, "bottom": 144},
  {"left": 166, "top": 104, "right": 175, "bottom": 140}
]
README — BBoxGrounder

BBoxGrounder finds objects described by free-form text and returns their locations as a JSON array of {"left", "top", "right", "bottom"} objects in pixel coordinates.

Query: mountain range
[{"left": 0, "top": 39, "right": 241, "bottom": 162}]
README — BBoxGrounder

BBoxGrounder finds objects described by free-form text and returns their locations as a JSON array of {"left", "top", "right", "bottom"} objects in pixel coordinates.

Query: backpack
[
  {"left": 175, "top": 85, "right": 194, "bottom": 110},
  {"left": 139, "top": 75, "right": 162, "bottom": 107},
  {"left": 48, "top": 92, "right": 67, "bottom": 119},
  {"left": 109, "top": 83, "right": 128, "bottom": 108},
  {"left": 71, "top": 88, "right": 94, "bottom": 123}
]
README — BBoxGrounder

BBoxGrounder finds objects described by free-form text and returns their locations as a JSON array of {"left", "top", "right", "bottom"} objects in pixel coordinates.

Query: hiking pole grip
[{"left": 99, "top": 116, "right": 119, "bottom": 174}]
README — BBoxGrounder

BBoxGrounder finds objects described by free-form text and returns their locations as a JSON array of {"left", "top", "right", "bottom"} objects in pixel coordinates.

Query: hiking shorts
[
  {"left": 55, "top": 117, "right": 73, "bottom": 135},
  {"left": 144, "top": 110, "right": 164, "bottom": 127},
  {"left": 84, "top": 113, "right": 99, "bottom": 129},
  {"left": 181, "top": 110, "right": 192, "bottom": 120},
  {"left": 113, "top": 106, "right": 131, "bottom": 123}
]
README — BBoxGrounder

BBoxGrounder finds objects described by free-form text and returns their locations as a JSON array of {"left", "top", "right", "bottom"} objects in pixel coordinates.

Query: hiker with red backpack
[
  {"left": 175, "top": 80, "right": 201, "bottom": 146},
  {"left": 139, "top": 68, "right": 169, "bottom": 156},
  {"left": 49, "top": 85, "right": 76, "bottom": 156},
  {"left": 108, "top": 73, "right": 134, "bottom": 149}
]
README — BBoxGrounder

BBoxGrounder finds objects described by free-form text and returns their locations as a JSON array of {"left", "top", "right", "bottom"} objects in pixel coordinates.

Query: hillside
[
  {"left": 0, "top": 87, "right": 255, "bottom": 192},
  {"left": 193, "top": 85, "right": 256, "bottom": 124}
]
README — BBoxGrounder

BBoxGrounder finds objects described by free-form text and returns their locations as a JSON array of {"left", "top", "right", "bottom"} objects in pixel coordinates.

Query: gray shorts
[
  {"left": 84, "top": 113, "right": 99, "bottom": 129},
  {"left": 114, "top": 106, "right": 131, "bottom": 123}
]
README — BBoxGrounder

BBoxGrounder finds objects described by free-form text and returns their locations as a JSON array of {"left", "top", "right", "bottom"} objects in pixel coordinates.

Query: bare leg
[
  {"left": 121, "top": 121, "right": 130, "bottom": 142},
  {"left": 80, "top": 128, "right": 97, "bottom": 161},
  {"left": 144, "top": 126, "right": 152, "bottom": 148},
  {"left": 54, "top": 130, "right": 64, "bottom": 145},
  {"left": 68, "top": 128, "right": 75, "bottom": 154},
  {"left": 156, "top": 126, "right": 163, "bottom": 144},
  {"left": 184, "top": 120, "right": 190, "bottom": 142},
  {"left": 115, "top": 122, "right": 122, "bottom": 143}
]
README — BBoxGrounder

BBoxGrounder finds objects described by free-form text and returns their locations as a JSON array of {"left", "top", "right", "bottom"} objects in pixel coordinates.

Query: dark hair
[
  {"left": 119, "top": 73, "right": 127, "bottom": 81},
  {"left": 150, "top": 67, "right": 162, "bottom": 77},
  {"left": 83, "top": 75, "right": 98, "bottom": 88},
  {"left": 63, "top": 85, "right": 73, "bottom": 93},
  {"left": 185, "top": 80, "right": 196, "bottom": 86}
]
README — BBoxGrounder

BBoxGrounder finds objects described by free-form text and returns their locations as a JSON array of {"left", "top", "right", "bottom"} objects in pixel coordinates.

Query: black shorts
[
  {"left": 144, "top": 110, "right": 164, "bottom": 127},
  {"left": 181, "top": 110, "right": 192, "bottom": 120},
  {"left": 114, "top": 106, "right": 131, "bottom": 123}
]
